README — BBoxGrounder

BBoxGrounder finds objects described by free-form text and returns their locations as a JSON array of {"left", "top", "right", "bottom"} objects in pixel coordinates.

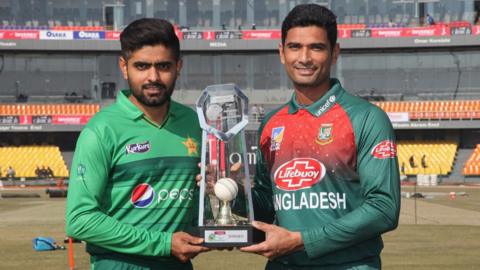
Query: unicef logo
[
  {"left": 131, "top": 184, "right": 155, "bottom": 208},
  {"left": 329, "top": 95, "right": 336, "bottom": 103}
]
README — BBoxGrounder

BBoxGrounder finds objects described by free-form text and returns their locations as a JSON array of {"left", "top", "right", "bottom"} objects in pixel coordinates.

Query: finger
[
  {"left": 186, "top": 235, "right": 204, "bottom": 245},
  {"left": 230, "top": 162, "right": 242, "bottom": 172},
  {"left": 251, "top": 221, "right": 271, "bottom": 232},
  {"left": 239, "top": 242, "right": 267, "bottom": 253}
]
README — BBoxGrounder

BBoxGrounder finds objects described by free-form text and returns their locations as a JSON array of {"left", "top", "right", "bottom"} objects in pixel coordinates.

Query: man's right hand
[
  {"left": 171, "top": 232, "right": 209, "bottom": 263},
  {"left": 195, "top": 162, "right": 243, "bottom": 193},
  {"left": 196, "top": 163, "right": 216, "bottom": 194}
]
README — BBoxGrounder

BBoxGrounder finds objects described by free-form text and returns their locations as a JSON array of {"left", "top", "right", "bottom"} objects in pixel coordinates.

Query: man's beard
[{"left": 131, "top": 81, "right": 175, "bottom": 107}]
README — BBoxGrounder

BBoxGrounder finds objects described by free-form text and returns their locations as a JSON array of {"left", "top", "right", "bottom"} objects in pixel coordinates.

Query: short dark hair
[
  {"left": 120, "top": 18, "right": 180, "bottom": 60},
  {"left": 281, "top": 4, "right": 337, "bottom": 49}
]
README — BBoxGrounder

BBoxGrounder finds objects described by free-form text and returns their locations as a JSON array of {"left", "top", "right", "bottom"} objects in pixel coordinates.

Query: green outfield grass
[{"left": 0, "top": 186, "right": 479, "bottom": 270}]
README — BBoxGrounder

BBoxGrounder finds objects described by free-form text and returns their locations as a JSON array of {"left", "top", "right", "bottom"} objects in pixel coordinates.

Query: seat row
[
  {"left": 0, "top": 146, "right": 69, "bottom": 178},
  {"left": 397, "top": 141, "right": 457, "bottom": 176},
  {"left": 373, "top": 100, "right": 480, "bottom": 120},
  {"left": 0, "top": 104, "right": 100, "bottom": 116}
]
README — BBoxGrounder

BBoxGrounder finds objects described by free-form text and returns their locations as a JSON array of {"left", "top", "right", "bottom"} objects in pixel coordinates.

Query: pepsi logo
[
  {"left": 274, "top": 158, "right": 325, "bottom": 191},
  {"left": 371, "top": 140, "right": 397, "bottom": 159},
  {"left": 131, "top": 184, "right": 155, "bottom": 208}
]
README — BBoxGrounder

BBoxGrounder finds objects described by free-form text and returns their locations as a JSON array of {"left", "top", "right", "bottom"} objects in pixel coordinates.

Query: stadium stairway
[
  {"left": 447, "top": 149, "right": 472, "bottom": 183},
  {"left": 62, "top": 151, "right": 74, "bottom": 172}
]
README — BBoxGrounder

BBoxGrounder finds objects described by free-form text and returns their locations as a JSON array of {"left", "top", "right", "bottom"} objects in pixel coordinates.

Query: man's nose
[
  {"left": 147, "top": 67, "right": 160, "bottom": 82},
  {"left": 299, "top": 48, "right": 311, "bottom": 63}
]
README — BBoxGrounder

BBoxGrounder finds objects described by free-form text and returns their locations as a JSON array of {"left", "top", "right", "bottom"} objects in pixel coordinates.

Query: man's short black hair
[
  {"left": 120, "top": 18, "right": 180, "bottom": 60},
  {"left": 281, "top": 4, "right": 337, "bottom": 49}
]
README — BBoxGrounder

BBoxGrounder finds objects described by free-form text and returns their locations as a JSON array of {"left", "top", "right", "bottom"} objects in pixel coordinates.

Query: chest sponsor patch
[
  {"left": 371, "top": 140, "right": 397, "bottom": 159},
  {"left": 274, "top": 158, "right": 326, "bottom": 191},
  {"left": 270, "top": 126, "right": 285, "bottom": 151},
  {"left": 126, "top": 141, "right": 150, "bottom": 154},
  {"left": 131, "top": 183, "right": 155, "bottom": 208}
]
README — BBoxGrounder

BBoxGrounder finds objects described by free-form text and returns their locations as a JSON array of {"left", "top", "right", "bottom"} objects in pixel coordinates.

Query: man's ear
[
  {"left": 279, "top": 43, "right": 286, "bottom": 65},
  {"left": 176, "top": 58, "right": 183, "bottom": 74},
  {"left": 119, "top": 56, "right": 128, "bottom": 81},
  {"left": 331, "top": 43, "right": 340, "bottom": 65}
]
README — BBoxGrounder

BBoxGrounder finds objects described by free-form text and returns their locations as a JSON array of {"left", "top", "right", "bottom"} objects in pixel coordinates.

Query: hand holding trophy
[{"left": 195, "top": 84, "right": 259, "bottom": 248}]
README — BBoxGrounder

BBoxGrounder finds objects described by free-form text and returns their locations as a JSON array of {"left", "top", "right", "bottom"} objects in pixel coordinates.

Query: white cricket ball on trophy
[{"left": 214, "top": 178, "right": 238, "bottom": 201}]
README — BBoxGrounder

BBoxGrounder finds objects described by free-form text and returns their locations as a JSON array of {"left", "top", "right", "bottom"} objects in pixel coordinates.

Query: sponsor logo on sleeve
[
  {"left": 371, "top": 140, "right": 397, "bottom": 159},
  {"left": 274, "top": 158, "right": 325, "bottom": 191},
  {"left": 126, "top": 141, "right": 151, "bottom": 154},
  {"left": 315, "top": 123, "right": 333, "bottom": 145},
  {"left": 270, "top": 126, "right": 285, "bottom": 151},
  {"left": 76, "top": 164, "right": 86, "bottom": 180}
]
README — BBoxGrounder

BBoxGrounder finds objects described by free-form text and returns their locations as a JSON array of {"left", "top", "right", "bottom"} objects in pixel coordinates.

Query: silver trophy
[{"left": 196, "top": 84, "right": 257, "bottom": 247}]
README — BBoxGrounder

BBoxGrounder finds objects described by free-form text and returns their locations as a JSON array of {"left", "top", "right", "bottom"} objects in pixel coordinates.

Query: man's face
[
  {"left": 279, "top": 26, "right": 339, "bottom": 90},
  {"left": 119, "top": 44, "right": 182, "bottom": 107}
]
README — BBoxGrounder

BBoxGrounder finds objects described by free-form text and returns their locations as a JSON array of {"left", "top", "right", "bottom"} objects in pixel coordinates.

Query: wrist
[{"left": 291, "top": 231, "right": 304, "bottom": 252}]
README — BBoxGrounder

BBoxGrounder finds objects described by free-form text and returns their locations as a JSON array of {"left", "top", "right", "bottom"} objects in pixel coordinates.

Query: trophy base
[{"left": 193, "top": 225, "right": 265, "bottom": 248}]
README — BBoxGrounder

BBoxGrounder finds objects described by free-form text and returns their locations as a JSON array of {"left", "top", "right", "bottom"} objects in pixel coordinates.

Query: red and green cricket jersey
[
  {"left": 65, "top": 90, "right": 201, "bottom": 269},
  {"left": 253, "top": 79, "right": 400, "bottom": 269}
]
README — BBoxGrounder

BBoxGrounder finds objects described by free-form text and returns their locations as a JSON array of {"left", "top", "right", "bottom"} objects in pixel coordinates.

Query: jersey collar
[
  {"left": 288, "top": 78, "right": 345, "bottom": 117},
  {"left": 117, "top": 89, "right": 176, "bottom": 125},
  {"left": 117, "top": 89, "right": 143, "bottom": 120}
]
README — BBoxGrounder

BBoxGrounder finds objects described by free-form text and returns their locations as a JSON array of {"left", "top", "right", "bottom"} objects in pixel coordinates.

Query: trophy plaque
[{"left": 196, "top": 84, "right": 257, "bottom": 247}]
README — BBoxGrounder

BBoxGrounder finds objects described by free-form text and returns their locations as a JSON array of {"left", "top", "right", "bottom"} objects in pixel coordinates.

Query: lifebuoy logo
[
  {"left": 371, "top": 140, "right": 397, "bottom": 159},
  {"left": 274, "top": 158, "right": 325, "bottom": 191}
]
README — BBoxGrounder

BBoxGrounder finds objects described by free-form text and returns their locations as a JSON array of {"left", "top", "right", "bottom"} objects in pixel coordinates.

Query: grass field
[{"left": 1, "top": 185, "right": 479, "bottom": 270}]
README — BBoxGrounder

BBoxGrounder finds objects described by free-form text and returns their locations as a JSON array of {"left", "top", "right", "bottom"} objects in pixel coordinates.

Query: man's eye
[
  {"left": 135, "top": 63, "right": 150, "bottom": 70},
  {"left": 311, "top": 45, "right": 326, "bottom": 51},
  {"left": 155, "top": 63, "right": 171, "bottom": 70},
  {"left": 288, "top": 44, "right": 300, "bottom": 50}
]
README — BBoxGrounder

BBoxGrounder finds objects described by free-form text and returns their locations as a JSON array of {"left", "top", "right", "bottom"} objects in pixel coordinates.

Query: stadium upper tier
[
  {"left": 373, "top": 100, "right": 480, "bottom": 120},
  {"left": 397, "top": 141, "right": 458, "bottom": 176},
  {"left": 0, "top": 0, "right": 478, "bottom": 31},
  {"left": 2, "top": 101, "right": 480, "bottom": 122},
  {"left": 0, "top": 22, "right": 479, "bottom": 41},
  {"left": 0, "top": 145, "right": 68, "bottom": 178},
  {"left": 0, "top": 104, "right": 100, "bottom": 116},
  {"left": 464, "top": 145, "right": 480, "bottom": 176}
]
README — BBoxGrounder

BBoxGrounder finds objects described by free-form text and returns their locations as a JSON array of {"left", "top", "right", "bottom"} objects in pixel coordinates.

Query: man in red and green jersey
[
  {"left": 241, "top": 5, "right": 400, "bottom": 269},
  {"left": 66, "top": 18, "right": 208, "bottom": 270}
]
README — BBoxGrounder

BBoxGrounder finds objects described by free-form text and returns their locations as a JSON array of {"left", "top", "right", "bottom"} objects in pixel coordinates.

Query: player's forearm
[{"left": 66, "top": 209, "right": 172, "bottom": 257}]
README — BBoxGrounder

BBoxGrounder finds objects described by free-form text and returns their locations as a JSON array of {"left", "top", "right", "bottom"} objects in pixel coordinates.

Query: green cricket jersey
[
  {"left": 253, "top": 79, "right": 401, "bottom": 269},
  {"left": 66, "top": 90, "right": 201, "bottom": 269}
]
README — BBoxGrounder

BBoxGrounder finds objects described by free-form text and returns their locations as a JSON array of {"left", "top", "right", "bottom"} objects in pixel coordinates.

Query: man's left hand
[{"left": 240, "top": 221, "right": 303, "bottom": 260}]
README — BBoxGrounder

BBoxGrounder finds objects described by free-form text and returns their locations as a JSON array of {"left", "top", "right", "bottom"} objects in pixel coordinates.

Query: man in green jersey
[
  {"left": 239, "top": 4, "right": 401, "bottom": 269},
  {"left": 66, "top": 18, "right": 208, "bottom": 270}
]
